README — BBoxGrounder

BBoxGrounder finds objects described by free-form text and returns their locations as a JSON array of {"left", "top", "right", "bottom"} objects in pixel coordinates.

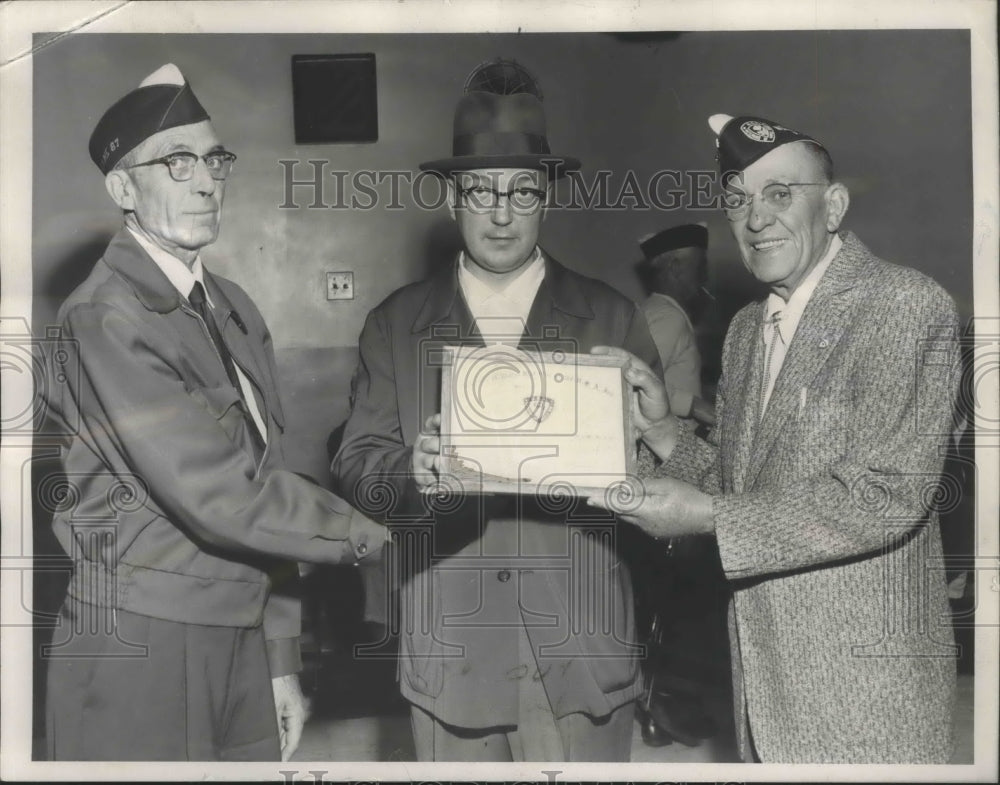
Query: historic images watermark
[{"left": 278, "top": 160, "right": 723, "bottom": 212}]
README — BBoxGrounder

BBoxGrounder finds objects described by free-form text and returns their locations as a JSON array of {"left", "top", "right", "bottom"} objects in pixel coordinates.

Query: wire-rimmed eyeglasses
[
  {"left": 722, "top": 181, "right": 827, "bottom": 221},
  {"left": 126, "top": 150, "right": 238, "bottom": 182}
]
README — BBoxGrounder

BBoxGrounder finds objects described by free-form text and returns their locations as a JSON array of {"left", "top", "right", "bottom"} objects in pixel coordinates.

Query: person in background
[
  {"left": 636, "top": 223, "right": 715, "bottom": 427},
  {"left": 632, "top": 223, "right": 723, "bottom": 748},
  {"left": 591, "top": 113, "right": 959, "bottom": 762},
  {"left": 43, "top": 63, "right": 385, "bottom": 761}
]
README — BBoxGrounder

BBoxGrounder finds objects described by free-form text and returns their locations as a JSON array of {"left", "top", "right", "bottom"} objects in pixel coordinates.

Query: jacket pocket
[{"left": 190, "top": 383, "right": 245, "bottom": 443}]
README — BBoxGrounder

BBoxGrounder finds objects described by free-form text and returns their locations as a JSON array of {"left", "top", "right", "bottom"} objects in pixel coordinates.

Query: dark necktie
[{"left": 188, "top": 281, "right": 265, "bottom": 461}]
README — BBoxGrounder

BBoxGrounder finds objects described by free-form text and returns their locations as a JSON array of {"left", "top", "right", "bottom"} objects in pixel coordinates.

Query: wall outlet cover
[{"left": 326, "top": 271, "right": 354, "bottom": 300}]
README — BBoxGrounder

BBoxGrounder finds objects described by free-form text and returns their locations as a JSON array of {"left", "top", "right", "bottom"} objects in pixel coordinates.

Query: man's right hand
[{"left": 411, "top": 413, "right": 441, "bottom": 490}]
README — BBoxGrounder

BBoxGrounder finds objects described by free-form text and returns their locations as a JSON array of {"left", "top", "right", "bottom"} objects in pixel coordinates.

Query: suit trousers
[
  {"left": 45, "top": 603, "right": 279, "bottom": 760},
  {"left": 409, "top": 622, "right": 635, "bottom": 761}
]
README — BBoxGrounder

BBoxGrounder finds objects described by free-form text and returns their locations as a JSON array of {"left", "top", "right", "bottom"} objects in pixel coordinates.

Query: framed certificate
[{"left": 438, "top": 345, "right": 637, "bottom": 497}]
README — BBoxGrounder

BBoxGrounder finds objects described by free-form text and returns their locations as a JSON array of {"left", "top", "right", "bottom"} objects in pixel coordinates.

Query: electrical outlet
[{"left": 326, "top": 271, "right": 354, "bottom": 300}]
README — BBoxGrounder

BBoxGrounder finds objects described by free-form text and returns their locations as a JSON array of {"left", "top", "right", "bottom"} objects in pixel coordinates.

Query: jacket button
[
  {"left": 497, "top": 569, "right": 511, "bottom": 583},
  {"left": 357, "top": 542, "right": 368, "bottom": 555}
]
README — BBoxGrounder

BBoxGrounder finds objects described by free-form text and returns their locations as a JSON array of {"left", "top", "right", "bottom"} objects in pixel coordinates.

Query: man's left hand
[
  {"left": 272, "top": 673, "right": 310, "bottom": 761},
  {"left": 588, "top": 477, "right": 714, "bottom": 539}
]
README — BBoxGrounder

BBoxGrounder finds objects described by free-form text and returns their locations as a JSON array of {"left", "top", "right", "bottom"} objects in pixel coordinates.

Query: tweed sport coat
[
  {"left": 332, "top": 251, "right": 660, "bottom": 729},
  {"left": 658, "top": 232, "right": 960, "bottom": 763}
]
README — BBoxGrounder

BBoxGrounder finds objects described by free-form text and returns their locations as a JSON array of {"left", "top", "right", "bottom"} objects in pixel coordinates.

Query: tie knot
[
  {"left": 767, "top": 310, "right": 782, "bottom": 325},
  {"left": 189, "top": 281, "right": 207, "bottom": 307}
]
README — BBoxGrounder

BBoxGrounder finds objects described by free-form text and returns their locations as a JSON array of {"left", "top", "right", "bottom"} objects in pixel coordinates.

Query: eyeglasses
[
  {"left": 127, "top": 150, "right": 238, "bottom": 182},
  {"left": 721, "top": 181, "right": 827, "bottom": 220},
  {"left": 457, "top": 185, "right": 547, "bottom": 214}
]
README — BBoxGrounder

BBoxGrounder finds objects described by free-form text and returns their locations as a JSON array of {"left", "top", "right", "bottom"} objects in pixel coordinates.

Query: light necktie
[
  {"left": 759, "top": 310, "right": 783, "bottom": 422},
  {"left": 188, "top": 281, "right": 265, "bottom": 461}
]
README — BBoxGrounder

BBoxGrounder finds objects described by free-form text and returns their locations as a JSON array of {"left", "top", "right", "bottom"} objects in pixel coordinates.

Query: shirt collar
[
  {"left": 458, "top": 246, "right": 545, "bottom": 305},
  {"left": 765, "top": 232, "right": 842, "bottom": 322},
  {"left": 127, "top": 227, "right": 211, "bottom": 306}
]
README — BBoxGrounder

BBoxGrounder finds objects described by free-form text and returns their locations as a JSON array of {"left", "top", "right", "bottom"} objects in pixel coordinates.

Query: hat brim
[{"left": 418, "top": 154, "right": 580, "bottom": 178}]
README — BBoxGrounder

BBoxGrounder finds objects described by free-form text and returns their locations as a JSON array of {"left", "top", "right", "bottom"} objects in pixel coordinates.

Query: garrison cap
[
  {"left": 709, "top": 113, "right": 824, "bottom": 185},
  {"left": 640, "top": 223, "right": 708, "bottom": 261},
  {"left": 89, "top": 63, "right": 210, "bottom": 174}
]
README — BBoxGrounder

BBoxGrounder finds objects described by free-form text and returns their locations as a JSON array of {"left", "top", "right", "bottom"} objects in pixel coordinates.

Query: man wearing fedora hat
[
  {"left": 333, "top": 60, "right": 659, "bottom": 761},
  {"left": 591, "top": 114, "right": 960, "bottom": 762},
  {"left": 43, "top": 63, "right": 386, "bottom": 761}
]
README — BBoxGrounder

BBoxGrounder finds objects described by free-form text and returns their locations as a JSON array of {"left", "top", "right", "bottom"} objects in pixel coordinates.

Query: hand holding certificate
[{"left": 435, "top": 344, "right": 637, "bottom": 497}]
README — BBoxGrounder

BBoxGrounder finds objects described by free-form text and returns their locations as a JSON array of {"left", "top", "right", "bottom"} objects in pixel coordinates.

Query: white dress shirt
[
  {"left": 760, "top": 233, "right": 842, "bottom": 413},
  {"left": 128, "top": 228, "right": 268, "bottom": 444},
  {"left": 458, "top": 247, "right": 546, "bottom": 346}
]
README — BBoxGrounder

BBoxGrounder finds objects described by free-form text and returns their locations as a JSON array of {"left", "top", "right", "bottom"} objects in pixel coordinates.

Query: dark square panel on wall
[{"left": 292, "top": 53, "right": 378, "bottom": 144}]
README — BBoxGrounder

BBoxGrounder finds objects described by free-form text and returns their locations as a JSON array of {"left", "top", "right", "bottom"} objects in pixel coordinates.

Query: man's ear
[
  {"left": 824, "top": 182, "right": 850, "bottom": 232},
  {"left": 445, "top": 178, "right": 458, "bottom": 222},
  {"left": 105, "top": 169, "right": 136, "bottom": 211}
]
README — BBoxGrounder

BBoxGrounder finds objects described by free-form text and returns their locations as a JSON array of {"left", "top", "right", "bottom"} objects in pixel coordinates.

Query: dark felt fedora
[{"left": 419, "top": 64, "right": 580, "bottom": 178}]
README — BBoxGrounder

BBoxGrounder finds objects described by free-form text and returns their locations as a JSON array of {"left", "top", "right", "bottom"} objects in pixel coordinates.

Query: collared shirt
[
  {"left": 127, "top": 227, "right": 268, "bottom": 444},
  {"left": 458, "top": 247, "right": 546, "bottom": 346},
  {"left": 760, "top": 233, "right": 842, "bottom": 411}
]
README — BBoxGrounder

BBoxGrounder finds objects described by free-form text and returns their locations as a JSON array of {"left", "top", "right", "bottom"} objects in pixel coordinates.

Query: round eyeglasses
[
  {"left": 127, "top": 150, "right": 238, "bottom": 182},
  {"left": 458, "top": 185, "right": 547, "bottom": 215},
  {"left": 721, "top": 181, "right": 827, "bottom": 220}
]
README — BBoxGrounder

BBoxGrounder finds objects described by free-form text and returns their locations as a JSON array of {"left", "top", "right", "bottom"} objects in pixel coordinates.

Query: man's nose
[
  {"left": 190, "top": 157, "right": 217, "bottom": 195},
  {"left": 745, "top": 197, "right": 775, "bottom": 231},
  {"left": 490, "top": 195, "right": 514, "bottom": 224}
]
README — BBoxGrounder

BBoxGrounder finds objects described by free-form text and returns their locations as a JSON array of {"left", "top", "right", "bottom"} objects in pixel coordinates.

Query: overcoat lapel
[
  {"left": 729, "top": 304, "right": 765, "bottom": 493},
  {"left": 409, "top": 258, "right": 483, "bottom": 431},
  {"left": 520, "top": 251, "right": 595, "bottom": 346},
  {"left": 745, "top": 235, "right": 869, "bottom": 489}
]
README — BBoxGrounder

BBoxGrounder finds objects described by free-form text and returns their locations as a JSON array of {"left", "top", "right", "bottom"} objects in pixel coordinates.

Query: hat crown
[
  {"left": 453, "top": 91, "right": 547, "bottom": 139},
  {"left": 138, "top": 62, "right": 185, "bottom": 88},
  {"left": 419, "top": 58, "right": 578, "bottom": 177}
]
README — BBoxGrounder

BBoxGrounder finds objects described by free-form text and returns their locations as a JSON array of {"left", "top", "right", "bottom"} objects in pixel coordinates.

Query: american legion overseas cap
[
  {"left": 708, "top": 113, "right": 824, "bottom": 185},
  {"left": 639, "top": 223, "right": 708, "bottom": 262},
  {"left": 89, "top": 63, "right": 210, "bottom": 174}
]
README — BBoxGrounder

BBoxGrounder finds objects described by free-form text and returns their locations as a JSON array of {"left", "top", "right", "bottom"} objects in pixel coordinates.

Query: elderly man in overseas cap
[
  {"left": 332, "top": 59, "right": 660, "bottom": 761},
  {"left": 44, "top": 64, "right": 387, "bottom": 761},
  {"left": 591, "top": 114, "right": 960, "bottom": 762}
]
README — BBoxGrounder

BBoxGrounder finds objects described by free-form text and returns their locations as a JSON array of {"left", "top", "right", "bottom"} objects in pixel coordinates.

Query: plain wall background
[{"left": 32, "top": 30, "right": 973, "bottom": 480}]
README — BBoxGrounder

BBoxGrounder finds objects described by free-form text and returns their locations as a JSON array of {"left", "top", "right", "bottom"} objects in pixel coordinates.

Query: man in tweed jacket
[{"left": 591, "top": 114, "right": 959, "bottom": 762}]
